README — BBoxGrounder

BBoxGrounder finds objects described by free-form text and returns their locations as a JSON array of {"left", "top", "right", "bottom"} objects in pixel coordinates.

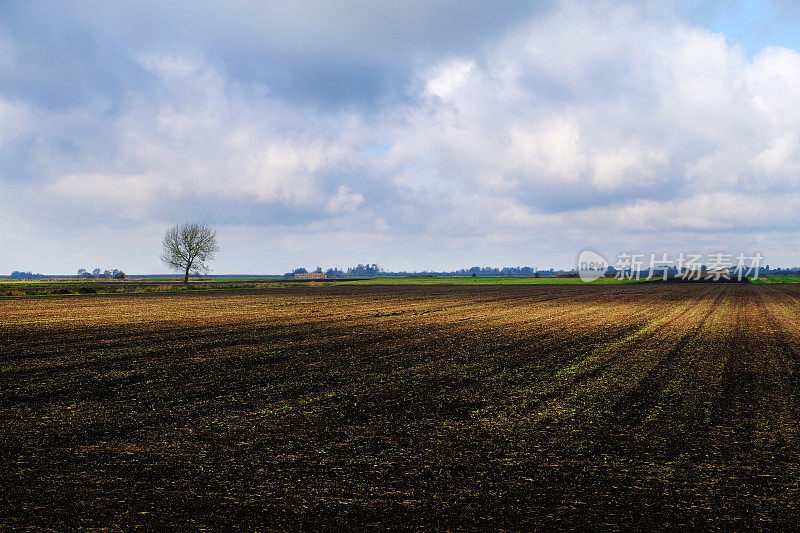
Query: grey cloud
[{"left": 0, "top": 0, "right": 546, "bottom": 110}]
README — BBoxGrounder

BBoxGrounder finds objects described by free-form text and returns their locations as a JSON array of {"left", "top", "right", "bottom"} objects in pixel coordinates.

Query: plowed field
[{"left": 2, "top": 283, "right": 799, "bottom": 529}]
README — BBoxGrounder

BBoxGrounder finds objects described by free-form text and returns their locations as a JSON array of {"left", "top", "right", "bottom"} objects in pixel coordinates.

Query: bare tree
[{"left": 160, "top": 222, "right": 219, "bottom": 283}]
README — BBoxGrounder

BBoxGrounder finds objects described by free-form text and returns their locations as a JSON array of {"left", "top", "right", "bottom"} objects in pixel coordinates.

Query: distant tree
[
  {"left": 325, "top": 267, "right": 344, "bottom": 278},
  {"left": 77, "top": 268, "right": 87, "bottom": 276},
  {"left": 11, "top": 270, "right": 38, "bottom": 279},
  {"left": 346, "top": 263, "right": 382, "bottom": 277},
  {"left": 314, "top": 266, "right": 323, "bottom": 273},
  {"left": 92, "top": 268, "right": 101, "bottom": 276},
  {"left": 113, "top": 270, "right": 126, "bottom": 280},
  {"left": 160, "top": 222, "right": 219, "bottom": 283}
]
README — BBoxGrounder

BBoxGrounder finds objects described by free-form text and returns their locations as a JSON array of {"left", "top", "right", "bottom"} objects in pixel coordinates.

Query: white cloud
[
  {"left": 47, "top": 173, "right": 182, "bottom": 219},
  {"left": 370, "top": 0, "right": 800, "bottom": 243},
  {"left": 36, "top": 55, "right": 358, "bottom": 220},
  {"left": 326, "top": 185, "right": 365, "bottom": 214},
  {"left": 424, "top": 59, "right": 476, "bottom": 99}
]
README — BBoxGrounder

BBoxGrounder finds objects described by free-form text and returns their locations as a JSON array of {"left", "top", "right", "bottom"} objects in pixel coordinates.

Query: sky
[{"left": 3, "top": 0, "right": 800, "bottom": 274}]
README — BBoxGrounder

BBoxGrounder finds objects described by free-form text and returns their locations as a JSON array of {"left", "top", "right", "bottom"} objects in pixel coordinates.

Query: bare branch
[{"left": 160, "top": 222, "right": 220, "bottom": 283}]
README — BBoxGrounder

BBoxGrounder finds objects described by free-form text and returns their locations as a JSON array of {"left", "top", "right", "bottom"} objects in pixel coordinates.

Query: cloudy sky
[{"left": 2, "top": 0, "right": 800, "bottom": 274}]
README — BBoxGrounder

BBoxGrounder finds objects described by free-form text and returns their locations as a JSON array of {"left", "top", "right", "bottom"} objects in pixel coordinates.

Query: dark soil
[{"left": 1, "top": 283, "right": 799, "bottom": 529}]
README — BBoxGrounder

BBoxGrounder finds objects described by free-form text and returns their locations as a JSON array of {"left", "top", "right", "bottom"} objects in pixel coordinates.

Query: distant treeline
[
  {"left": 10, "top": 270, "right": 46, "bottom": 279},
  {"left": 9, "top": 268, "right": 127, "bottom": 279},
  {"left": 286, "top": 264, "right": 565, "bottom": 278},
  {"left": 762, "top": 267, "right": 800, "bottom": 275},
  {"left": 76, "top": 268, "right": 126, "bottom": 279}
]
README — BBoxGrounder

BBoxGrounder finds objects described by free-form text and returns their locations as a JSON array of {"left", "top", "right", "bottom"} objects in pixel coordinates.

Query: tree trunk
[{"left": 184, "top": 264, "right": 190, "bottom": 284}]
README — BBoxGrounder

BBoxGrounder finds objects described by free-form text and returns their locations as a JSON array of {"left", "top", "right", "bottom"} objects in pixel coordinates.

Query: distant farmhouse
[{"left": 294, "top": 272, "right": 327, "bottom": 280}]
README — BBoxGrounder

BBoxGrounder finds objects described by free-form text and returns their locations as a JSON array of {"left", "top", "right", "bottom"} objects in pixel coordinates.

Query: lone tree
[{"left": 161, "top": 222, "right": 219, "bottom": 283}]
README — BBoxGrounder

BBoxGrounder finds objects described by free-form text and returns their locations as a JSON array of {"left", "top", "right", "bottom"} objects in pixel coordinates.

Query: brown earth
[{"left": 2, "top": 283, "right": 800, "bottom": 529}]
